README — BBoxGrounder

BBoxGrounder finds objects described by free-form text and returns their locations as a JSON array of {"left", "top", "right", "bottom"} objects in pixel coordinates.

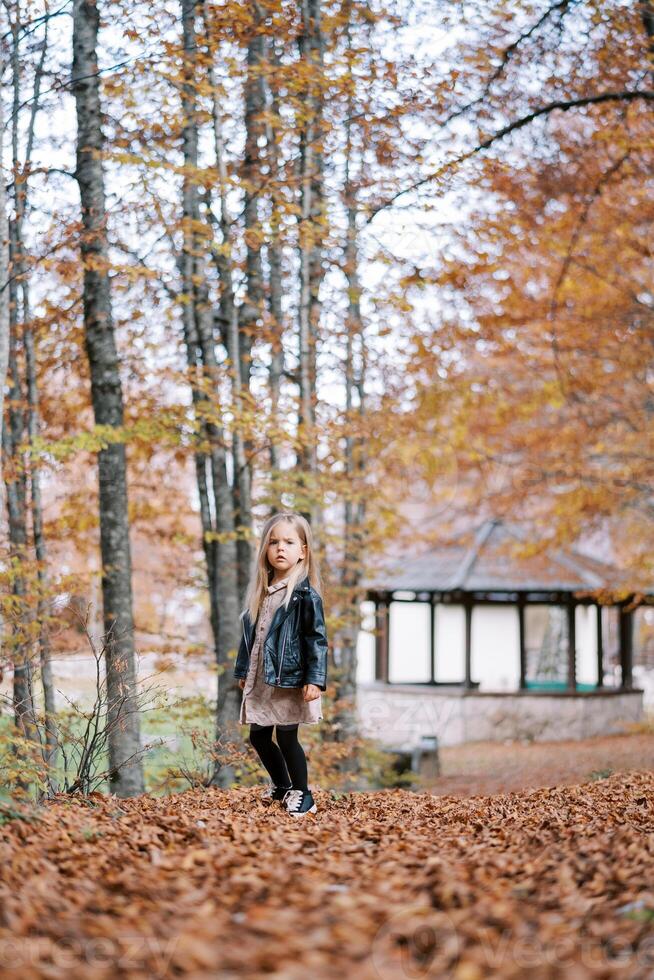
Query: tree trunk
[
  {"left": 202, "top": 2, "right": 253, "bottom": 606},
  {"left": 642, "top": 0, "right": 654, "bottom": 50},
  {"left": 2, "top": 332, "right": 39, "bottom": 760},
  {"left": 2, "top": 7, "right": 39, "bottom": 778},
  {"left": 72, "top": 0, "right": 144, "bottom": 797},
  {"left": 332, "top": 39, "right": 368, "bottom": 771},
  {"left": 240, "top": 26, "right": 265, "bottom": 362},
  {"left": 230, "top": 19, "right": 268, "bottom": 598},
  {"left": 181, "top": 0, "right": 241, "bottom": 785},
  {"left": 25, "top": 321, "right": 58, "bottom": 776},
  {"left": 264, "top": 36, "right": 284, "bottom": 478},
  {"left": 334, "top": 194, "right": 367, "bottom": 756},
  {"left": 8, "top": 5, "right": 58, "bottom": 780},
  {"left": 296, "top": 0, "right": 326, "bottom": 526},
  {"left": 0, "top": 92, "right": 9, "bottom": 488}
]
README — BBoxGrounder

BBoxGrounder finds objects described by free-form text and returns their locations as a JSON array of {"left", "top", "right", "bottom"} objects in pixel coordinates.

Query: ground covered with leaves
[
  {"left": 1, "top": 771, "right": 653, "bottom": 978},
  {"left": 433, "top": 733, "right": 654, "bottom": 798}
]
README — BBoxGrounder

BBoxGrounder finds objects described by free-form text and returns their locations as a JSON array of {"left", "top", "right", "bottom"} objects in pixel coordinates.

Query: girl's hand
[
  {"left": 302, "top": 683, "right": 321, "bottom": 702},
  {"left": 238, "top": 679, "right": 246, "bottom": 690}
]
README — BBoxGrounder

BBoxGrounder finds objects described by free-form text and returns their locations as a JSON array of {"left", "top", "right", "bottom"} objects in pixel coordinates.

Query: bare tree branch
[{"left": 365, "top": 89, "right": 654, "bottom": 223}]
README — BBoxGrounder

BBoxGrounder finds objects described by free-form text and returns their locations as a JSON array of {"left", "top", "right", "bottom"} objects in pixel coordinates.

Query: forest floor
[
  {"left": 1, "top": 767, "right": 653, "bottom": 978},
  {"left": 430, "top": 730, "right": 654, "bottom": 797}
]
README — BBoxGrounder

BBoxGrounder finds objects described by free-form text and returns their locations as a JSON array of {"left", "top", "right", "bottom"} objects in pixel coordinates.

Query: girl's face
[{"left": 266, "top": 520, "right": 306, "bottom": 578}]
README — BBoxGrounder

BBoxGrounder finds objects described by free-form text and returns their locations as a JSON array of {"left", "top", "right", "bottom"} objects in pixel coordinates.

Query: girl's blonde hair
[{"left": 243, "top": 512, "right": 322, "bottom": 623}]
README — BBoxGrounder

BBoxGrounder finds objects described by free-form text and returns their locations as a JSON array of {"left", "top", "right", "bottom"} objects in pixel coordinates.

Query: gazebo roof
[{"left": 363, "top": 519, "right": 624, "bottom": 594}]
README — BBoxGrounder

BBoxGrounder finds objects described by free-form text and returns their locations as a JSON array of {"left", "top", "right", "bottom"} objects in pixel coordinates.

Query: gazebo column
[
  {"left": 463, "top": 597, "right": 473, "bottom": 689},
  {"left": 430, "top": 594, "right": 436, "bottom": 684},
  {"left": 618, "top": 603, "right": 634, "bottom": 689},
  {"left": 375, "top": 598, "right": 389, "bottom": 683},
  {"left": 596, "top": 604, "right": 604, "bottom": 688},
  {"left": 566, "top": 599, "right": 577, "bottom": 691},
  {"left": 518, "top": 596, "right": 526, "bottom": 690}
]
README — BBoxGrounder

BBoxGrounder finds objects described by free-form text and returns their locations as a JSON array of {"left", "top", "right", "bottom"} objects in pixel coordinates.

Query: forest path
[{"left": 432, "top": 730, "right": 654, "bottom": 797}]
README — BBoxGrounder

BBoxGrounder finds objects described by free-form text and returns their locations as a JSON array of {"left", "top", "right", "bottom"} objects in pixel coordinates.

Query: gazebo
[{"left": 356, "top": 520, "right": 648, "bottom": 747}]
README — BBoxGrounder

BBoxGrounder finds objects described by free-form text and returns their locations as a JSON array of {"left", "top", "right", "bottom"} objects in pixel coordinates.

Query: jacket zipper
[
  {"left": 276, "top": 623, "right": 287, "bottom": 685},
  {"left": 276, "top": 595, "right": 299, "bottom": 684},
  {"left": 243, "top": 619, "right": 250, "bottom": 658}
]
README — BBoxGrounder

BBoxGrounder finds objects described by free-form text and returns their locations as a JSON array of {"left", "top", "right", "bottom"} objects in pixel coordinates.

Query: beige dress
[{"left": 239, "top": 576, "right": 323, "bottom": 727}]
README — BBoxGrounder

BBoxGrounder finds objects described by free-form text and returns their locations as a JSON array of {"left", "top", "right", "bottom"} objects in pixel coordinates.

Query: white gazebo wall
[
  {"left": 388, "top": 601, "right": 431, "bottom": 682},
  {"left": 434, "top": 605, "right": 465, "bottom": 681},
  {"left": 356, "top": 601, "right": 376, "bottom": 683},
  {"left": 576, "top": 604, "right": 598, "bottom": 685},
  {"left": 471, "top": 606, "right": 520, "bottom": 691}
]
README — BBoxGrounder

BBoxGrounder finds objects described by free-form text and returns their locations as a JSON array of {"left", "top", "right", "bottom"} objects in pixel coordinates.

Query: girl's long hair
[{"left": 243, "top": 512, "right": 322, "bottom": 624}]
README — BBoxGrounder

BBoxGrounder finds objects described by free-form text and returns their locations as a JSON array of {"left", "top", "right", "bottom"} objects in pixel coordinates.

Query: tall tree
[
  {"left": 180, "top": 0, "right": 241, "bottom": 783},
  {"left": 262, "top": 36, "right": 285, "bottom": 477},
  {"left": 2, "top": 1, "right": 40, "bottom": 770},
  {"left": 296, "top": 0, "right": 326, "bottom": 523},
  {"left": 5, "top": 0, "right": 58, "bottom": 774},
  {"left": 2, "top": 301, "right": 38, "bottom": 760},
  {"left": 72, "top": 0, "right": 144, "bottom": 796},
  {"left": 0, "top": 85, "right": 9, "bottom": 482},
  {"left": 332, "top": 22, "right": 368, "bottom": 758},
  {"left": 229, "top": 8, "right": 263, "bottom": 597}
]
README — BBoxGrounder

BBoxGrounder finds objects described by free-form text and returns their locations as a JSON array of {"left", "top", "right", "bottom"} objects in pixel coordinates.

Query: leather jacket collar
[
  {"left": 242, "top": 575, "right": 311, "bottom": 633},
  {"left": 262, "top": 575, "right": 311, "bottom": 635}
]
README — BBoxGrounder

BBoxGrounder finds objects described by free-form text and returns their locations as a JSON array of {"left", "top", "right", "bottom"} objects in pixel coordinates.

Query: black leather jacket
[{"left": 233, "top": 576, "right": 328, "bottom": 691}]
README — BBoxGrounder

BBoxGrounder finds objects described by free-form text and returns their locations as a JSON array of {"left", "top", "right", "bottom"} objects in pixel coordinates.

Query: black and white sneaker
[
  {"left": 283, "top": 788, "right": 317, "bottom": 816},
  {"left": 261, "top": 782, "right": 292, "bottom": 804}
]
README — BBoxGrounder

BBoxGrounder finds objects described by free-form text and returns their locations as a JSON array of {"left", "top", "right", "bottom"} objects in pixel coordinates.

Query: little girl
[{"left": 233, "top": 511, "right": 328, "bottom": 816}]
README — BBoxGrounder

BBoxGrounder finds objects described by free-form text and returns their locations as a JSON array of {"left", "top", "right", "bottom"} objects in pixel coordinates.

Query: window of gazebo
[{"left": 365, "top": 589, "right": 636, "bottom": 693}]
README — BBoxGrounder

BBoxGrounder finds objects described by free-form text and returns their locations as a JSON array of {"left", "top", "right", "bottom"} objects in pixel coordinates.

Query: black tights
[{"left": 248, "top": 723, "right": 309, "bottom": 792}]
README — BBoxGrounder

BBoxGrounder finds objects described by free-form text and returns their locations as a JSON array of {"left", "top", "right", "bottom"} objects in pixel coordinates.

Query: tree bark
[
  {"left": 264, "top": 36, "right": 284, "bottom": 478},
  {"left": 8, "top": 5, "right": 58, "bottom": 778},
  {"left": 25, "top": 319, "right": 58, "bottom": 775},
  {"left": 2, "top": 6, "right": 40, "bottom": 776},
  {"left": 0, "top": 86, "right": 9, "bottom": 488},
  {"left": 181, "top": 0, "right": 241, "bottom": 784},
  {"left": 72, "top": 0, "right": 144, "bottom": 797},
  {"left": 240, "top": 23, "right": 266, "bottom": 362},
  {"left": 230, "top": 16, "right": 268, "bottom": 598},
  {"left": 332, "top": 59, "right": 366, "bottom": 767},
  {"left": 2, "top": 331, "right": 39, "bottom": 756},
  {"left": 642, "top": 0, "right": 654, "bottom": 50},
  {"left": 202, "top": 2, "right": 253, "bottom": 605},
  {"left": 296, "top": 0, "right": 326, "bottom": 526}
]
